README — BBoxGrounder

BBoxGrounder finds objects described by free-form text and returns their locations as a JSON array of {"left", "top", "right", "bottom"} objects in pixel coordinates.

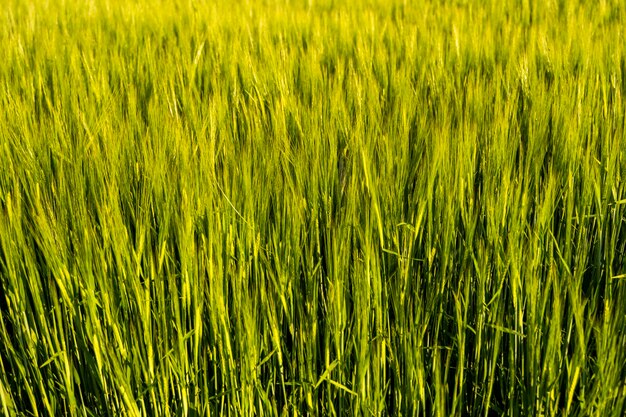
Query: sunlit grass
[{"left": 0, "top": 0, "right": 625, "bottom": 416}]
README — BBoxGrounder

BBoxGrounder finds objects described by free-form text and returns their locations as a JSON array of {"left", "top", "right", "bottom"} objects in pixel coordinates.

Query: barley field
[{"left": 0, "top": 0, "right": 625, "bottom": 416}]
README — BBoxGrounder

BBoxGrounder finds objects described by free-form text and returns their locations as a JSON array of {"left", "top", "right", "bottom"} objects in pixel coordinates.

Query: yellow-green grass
[{"left": 0, "top": 0, "right": 625, "bottom": 416}]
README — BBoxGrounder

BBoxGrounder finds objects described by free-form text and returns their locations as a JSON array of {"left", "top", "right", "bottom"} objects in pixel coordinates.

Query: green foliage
[{"left": 1, "top": 0, "right": 625, "bottom": 415}]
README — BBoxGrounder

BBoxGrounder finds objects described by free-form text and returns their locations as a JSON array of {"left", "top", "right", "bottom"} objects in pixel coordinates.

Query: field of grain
[{"left": 0, "top": 0, "right": 625, "bottom": 416}]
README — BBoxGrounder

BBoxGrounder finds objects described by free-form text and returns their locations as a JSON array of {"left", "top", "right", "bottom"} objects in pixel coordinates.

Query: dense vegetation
[{"left": 1, "top": 0, "right": 625, "bottom": 415}]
